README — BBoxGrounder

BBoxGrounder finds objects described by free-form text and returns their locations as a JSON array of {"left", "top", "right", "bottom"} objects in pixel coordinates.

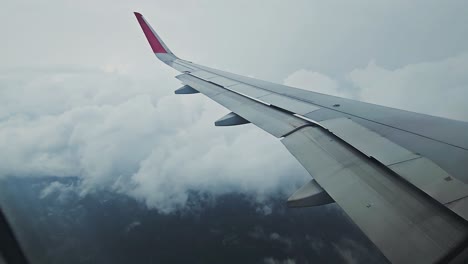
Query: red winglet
[{"left": 134, "top": 12, "right": 168, "bottom": 54}]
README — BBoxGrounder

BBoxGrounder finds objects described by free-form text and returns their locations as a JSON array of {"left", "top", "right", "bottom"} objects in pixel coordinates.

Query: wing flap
[
  {"left": 281, "top": 126, "right": 468, "bottom": 263},
  {"left": 321, "top": 117, "right": 468, "bottom": 220},
  {"left": 305, "top": 107, "right": 468, "bottom": 184},
  {"left": 321, "top": 117, "right": 421, "bottom": 165}
]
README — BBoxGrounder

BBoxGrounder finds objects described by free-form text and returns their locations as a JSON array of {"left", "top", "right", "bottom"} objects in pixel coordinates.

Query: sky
[{"left": 1, "top": 1, "right": 468, "bottom": 262}]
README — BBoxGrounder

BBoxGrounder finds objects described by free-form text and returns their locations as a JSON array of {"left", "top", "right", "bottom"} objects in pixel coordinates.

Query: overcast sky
[{"left": 1, "top": 0, "right": 468, "bottom": 212}]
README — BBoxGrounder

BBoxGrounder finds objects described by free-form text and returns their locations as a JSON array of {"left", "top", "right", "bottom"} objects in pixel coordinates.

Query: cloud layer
[
  {"left": 0, "top": 67, "right": 310, "bottom": 213},
  {"left": 2, "top": 48, "right": 468, "bottom": 213}
]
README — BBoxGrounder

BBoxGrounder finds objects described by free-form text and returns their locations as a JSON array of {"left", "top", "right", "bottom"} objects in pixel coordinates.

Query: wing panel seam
[{"left": 184, "top": 64, "right": 468, "bottom": 151}]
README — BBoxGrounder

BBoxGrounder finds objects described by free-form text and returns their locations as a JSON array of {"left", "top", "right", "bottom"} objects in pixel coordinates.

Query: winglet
[{"left": 134, "top": 12, "right": 174, "bottom": 55}]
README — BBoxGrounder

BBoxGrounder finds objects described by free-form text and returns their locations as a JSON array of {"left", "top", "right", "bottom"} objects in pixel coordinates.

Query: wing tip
[{"left": 134, "top": 12, "right": 170, "bottom": 54}]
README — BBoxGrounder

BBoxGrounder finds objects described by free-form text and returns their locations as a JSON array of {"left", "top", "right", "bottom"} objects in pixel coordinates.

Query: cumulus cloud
[
  {"left": 284, "top": 52, "right": 468, "bottom": 122},
  {"left": 0, "top": 67, "right": 309, "bottom": 213},
  {"left": 283, "top": 69, "right": 350, "bottom": 98},
  {"left": 348, "top": 53, "right": 468, "bottom": 121}
]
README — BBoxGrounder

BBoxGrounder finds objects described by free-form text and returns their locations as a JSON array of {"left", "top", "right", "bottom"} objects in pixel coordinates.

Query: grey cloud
[
  {"left": 332, "top": 238, "right": 379, "bottom": 264},
  {"left": 256, "top": 204, "right": 273, "bottom": 215},
  {"left": 125, "top": 221, "right": 141, "bottom": 233},
  {"left": 248, "top": 227, "right": 293, "bottom": 250},
  {"left": 333, "top": 246, "right": 357, "bottom": 264},
  {"left": 248, "top": 225, "right": 266, "bottom": 240},
  {"left": 269, "top": 232, "right": 293, "bottom": 250},
  {"left": 40, "top": 181, "right": 78, "bottom": 203},
  {"left": 306, "top": 235, "right": 325, "bottom": 253},
  {"left": 263, "top": 257, "right": 297, "bottom": 264}
]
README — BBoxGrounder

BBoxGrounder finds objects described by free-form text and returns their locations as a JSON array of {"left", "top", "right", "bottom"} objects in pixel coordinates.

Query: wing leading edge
[{"left": 134, "top": 12, "right": 468, "bottom": 263}]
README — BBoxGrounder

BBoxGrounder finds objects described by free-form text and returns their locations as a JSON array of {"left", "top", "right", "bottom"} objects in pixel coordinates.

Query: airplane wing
[{"left": 134, "top": 12, "right": 468, "bottom": 263}]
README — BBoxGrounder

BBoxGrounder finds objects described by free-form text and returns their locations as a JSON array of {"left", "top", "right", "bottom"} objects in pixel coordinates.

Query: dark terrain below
[{"left": 0, "top": 177, "right": 387, "bottom": 264}]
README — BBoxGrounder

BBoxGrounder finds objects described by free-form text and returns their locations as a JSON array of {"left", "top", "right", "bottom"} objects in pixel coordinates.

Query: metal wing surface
[{"left": 134, "top": 12, "right": 468, "bottom": 263}]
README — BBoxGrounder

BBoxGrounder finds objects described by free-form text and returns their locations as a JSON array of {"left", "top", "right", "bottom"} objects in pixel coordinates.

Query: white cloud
[
  {"left": 0, "top": 67, "right": 310, "bottom": 213},
  {"left": 284, "top": 52, "right": 468, "bottom": 122},
  {"left": 283, "top": 69, "right": 350, "bottom": 98},
  {"left": 347, "top": 53, "right": 468, "bottom": 121}
]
